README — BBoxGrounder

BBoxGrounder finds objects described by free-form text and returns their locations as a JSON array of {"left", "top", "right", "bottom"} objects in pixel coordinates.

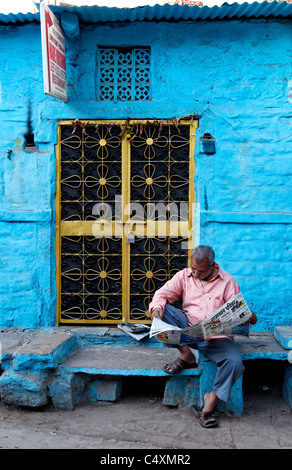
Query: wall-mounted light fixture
[{"left": 199, "top": 133, "right": 216, "bottom": 155}]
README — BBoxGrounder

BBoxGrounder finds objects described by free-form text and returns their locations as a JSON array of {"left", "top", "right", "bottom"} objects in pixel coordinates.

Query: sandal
[
  {"left": 190, "top": 404, "right": 218, "bottom": 428},
  {"left": 163, "top": 357, "right": 197, "bottom": 374}
]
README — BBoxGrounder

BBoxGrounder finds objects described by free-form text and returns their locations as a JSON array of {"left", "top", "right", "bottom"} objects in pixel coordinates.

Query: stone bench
[
  {"left": 0, "top": 327, "right": 291, "bottom": 414},
  {"left": 48, "top": 329, "right": 292, "bottom": 414},
  {"left": 49, "top": 344, "right": 203, "bottom": 409},
  {"left": 0, "top": 329, "right": 76, "bottom": 407}
]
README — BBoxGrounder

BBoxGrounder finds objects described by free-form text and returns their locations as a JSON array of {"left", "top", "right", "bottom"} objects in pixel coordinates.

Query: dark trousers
[{"left": 162, "top": 304, "right": 245, "bottom": 402}]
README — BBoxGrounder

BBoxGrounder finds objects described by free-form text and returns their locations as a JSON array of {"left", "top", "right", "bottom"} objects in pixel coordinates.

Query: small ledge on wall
[{"left": 23, "top": 131, "right": 37, "bottom": 153}]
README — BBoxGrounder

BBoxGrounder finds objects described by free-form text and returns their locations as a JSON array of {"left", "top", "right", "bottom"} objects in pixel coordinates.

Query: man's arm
[
  {"left": 149, "top": 271, "right": 184, "bottom": 319},
  {"left": 248, "top": 312, "right": 257, "bottom": 325},
  {"left": 151, "top": 307, "right": 164, "bottom": 319},
  {"left": 224, "top": 278, "right": 257, "bottom": 325},
  {"left": 223, "top": 278, "right": 240, "bottom": 303}
]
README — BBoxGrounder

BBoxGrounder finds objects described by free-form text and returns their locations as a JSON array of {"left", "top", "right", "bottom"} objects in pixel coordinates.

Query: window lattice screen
[{"left": 96, "top": 47, "right": 151, "bottom": 102}]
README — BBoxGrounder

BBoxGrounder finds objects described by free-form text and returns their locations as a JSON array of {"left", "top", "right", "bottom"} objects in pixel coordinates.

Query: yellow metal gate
[{"left": 56, "top": 119, "right": 197, "bottom": 324}]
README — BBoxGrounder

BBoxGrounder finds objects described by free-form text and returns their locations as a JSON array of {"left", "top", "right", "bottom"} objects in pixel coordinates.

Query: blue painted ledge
[
  {"left": 0, "top": 210, "right": 52, "bottom": 222},
  {"left": 274, "top": 326, "right": 292, "bottom": 350},
  {"left": 201, "top": 211, "right": 292, "bottom": 225}
]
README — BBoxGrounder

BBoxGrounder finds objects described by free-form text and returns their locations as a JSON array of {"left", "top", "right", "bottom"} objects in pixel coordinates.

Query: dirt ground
[{"left": 0, "top": 362, "right": 291, "bottom": 450}]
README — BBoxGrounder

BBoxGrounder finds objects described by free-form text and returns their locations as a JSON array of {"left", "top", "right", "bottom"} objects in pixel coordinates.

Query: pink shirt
[{"left": 149, "top": 263, "right": 239, "bottom": 326}]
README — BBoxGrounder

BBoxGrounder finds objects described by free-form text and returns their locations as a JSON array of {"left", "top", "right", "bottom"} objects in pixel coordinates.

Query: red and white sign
[{"left": 40, "top": 1, "right": 67, "bottom": 102}]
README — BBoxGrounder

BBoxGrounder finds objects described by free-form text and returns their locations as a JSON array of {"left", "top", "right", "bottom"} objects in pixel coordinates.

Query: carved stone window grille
[{"left": 96, "top": 47, "right": 151, "bottom": 102}]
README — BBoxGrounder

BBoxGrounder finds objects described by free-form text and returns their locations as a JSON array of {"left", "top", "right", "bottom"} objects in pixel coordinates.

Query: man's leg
[
  {"left": 197, "top": 337, "right": 244, "bottom": 412},
  {"left": 161, "top": 304, "right": 198, "bottom": 369}
]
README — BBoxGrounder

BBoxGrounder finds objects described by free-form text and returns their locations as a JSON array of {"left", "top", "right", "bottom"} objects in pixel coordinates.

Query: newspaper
[
  {"left": 118, "top": 323, "right": 151, "bottom": 341},
  {"left": 150, "top": 293, "right": 251, "bottom": 344}
]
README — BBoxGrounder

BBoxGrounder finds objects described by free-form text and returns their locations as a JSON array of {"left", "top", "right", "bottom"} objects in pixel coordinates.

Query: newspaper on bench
[{"left": 150, "top": 293, "right": 251, "bottom": 345}]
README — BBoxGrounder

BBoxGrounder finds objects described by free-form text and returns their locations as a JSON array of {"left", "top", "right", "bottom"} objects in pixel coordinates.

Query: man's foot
[
  {"left": 190, "top": 405, "right": 218, "bottom": 428},
  {"left": 177, "top": 345, "right": 197, "bottom": 365},
  {"left": 163, "top": 357, "right": 198, "bottom": 374},
  {"left": 202, "top": 391, "right": 219, "bottom": 413},
  {"left": 190, "top": 392, "right": 219, "bottom": 428}
]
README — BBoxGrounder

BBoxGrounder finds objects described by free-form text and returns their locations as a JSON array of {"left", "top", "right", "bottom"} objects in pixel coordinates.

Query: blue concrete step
[
  {"left": 49, "top": 345, "right": 202, "bottom": 409},
  {"left": 234, "top": 331, "right": 289, "bottom": 360},
  {"left": 0, "top": 328, "right": 76, "bottom": 371},
  {"left": 1, "top": 328, "right": 291, "bottom": 411},
  {"left": 59, "top": 344, "right": 201, "bottom": 377},
  {"left": 274, "top": 326, "right": 292, "bottom": 350}
]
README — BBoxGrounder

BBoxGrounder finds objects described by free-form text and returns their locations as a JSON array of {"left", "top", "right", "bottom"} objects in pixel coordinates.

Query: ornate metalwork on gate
[
  {"left": 129, "top": 124, "right": 193, "bottom": 321},
  {"left": 56, "top": 120, "right": 197, "bottom": 324}
]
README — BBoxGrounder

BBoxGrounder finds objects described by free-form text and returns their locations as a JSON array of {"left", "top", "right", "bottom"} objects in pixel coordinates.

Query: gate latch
[{"left": 127, "top": 231, "right": 135, "bottom": 244}]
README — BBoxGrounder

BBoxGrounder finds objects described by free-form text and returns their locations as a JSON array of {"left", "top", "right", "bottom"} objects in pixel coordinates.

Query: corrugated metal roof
[
  {"left": 1, "top": 1, "right": 292, "bottom": 25},
  {"left": 0, "top": 11, "right": 40, "bottom": 25}
]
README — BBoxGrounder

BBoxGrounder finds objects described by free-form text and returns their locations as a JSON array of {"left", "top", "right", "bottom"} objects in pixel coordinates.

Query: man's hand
[
  {"left": 248, "top": 311, "right": 257, "bottom": 325},
  {"left": 151, "top": 307, "right": 163, "bottom": 320}
]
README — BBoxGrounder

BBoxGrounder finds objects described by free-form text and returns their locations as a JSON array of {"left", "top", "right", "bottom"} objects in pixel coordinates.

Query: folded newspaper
[
  {"left": 150, "top": 293, "right": 251, "bottom": 344},
  {"left": 118, "top": 323, "right": 151, "bottom": 341}
]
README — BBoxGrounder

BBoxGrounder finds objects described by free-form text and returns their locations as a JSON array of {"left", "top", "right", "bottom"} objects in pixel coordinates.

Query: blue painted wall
[{"left": 0, "top": 16, "right": 291, "bottom": 329}]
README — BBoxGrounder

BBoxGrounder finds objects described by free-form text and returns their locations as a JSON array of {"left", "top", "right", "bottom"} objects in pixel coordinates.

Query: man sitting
[{"left": 149, "top": 245, "right": 257, "bottom": 427}]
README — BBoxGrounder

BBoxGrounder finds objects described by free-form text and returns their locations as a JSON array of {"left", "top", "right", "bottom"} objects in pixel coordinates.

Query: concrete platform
[
  {"left": 0, "top": 327, "right": 291, "bottom": 413},
  {"left": 51, "top": 344, "right": 202, "bottom": 410},
  {"left": 60, "top": 344, "right": 200, "bottom": 376},
  {"left": 0, "top": 327, "right": 76, "bottom": 371},
  {"left": 235, "top": 331, "right": 289, "bottom": 359},
  {"left": 274, "top": 326, "right": 292, "bottom": 350}
]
